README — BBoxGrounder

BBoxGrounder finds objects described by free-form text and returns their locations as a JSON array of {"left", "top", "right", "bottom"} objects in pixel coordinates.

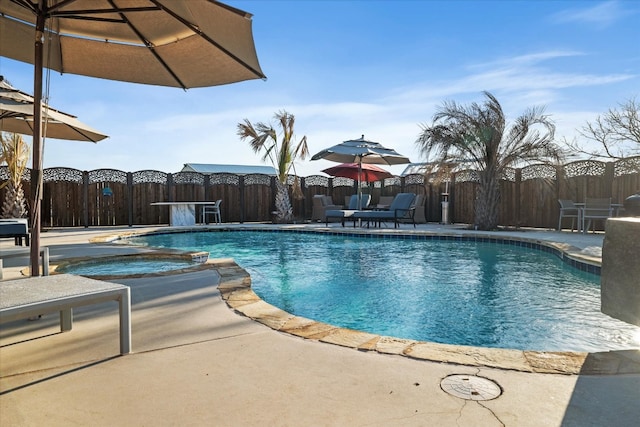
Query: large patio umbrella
[
  {"left": 322, "top": 162, "right": 393, "bottom": 183},
  {"left": 312, "top": 135, "right": 410, "bottom": 208},
  {"left": 0, "top": 0, "right": 266, "bottom": 276},
  {"left": 0, "top": 76, "right": 108, "bottom": 142}
]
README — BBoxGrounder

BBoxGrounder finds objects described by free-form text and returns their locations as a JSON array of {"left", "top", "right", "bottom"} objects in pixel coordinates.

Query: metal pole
[{"left": 30, "top": 5, "right": 46, "bottom": 276}]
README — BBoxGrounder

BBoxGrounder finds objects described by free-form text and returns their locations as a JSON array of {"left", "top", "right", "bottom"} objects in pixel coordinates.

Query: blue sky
[{"left": 0, "top": 0, "right": 638, "bottom": 177}]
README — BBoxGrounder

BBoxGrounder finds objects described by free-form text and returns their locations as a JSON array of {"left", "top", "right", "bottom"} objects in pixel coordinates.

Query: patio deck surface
[{"left": 1, "top": 223, "right": 639, "bottom": 426}]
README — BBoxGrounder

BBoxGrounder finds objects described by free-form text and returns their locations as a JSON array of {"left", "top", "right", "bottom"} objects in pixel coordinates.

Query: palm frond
[{"left": 415, "top": 91, "right": 564, "bottom": 229}]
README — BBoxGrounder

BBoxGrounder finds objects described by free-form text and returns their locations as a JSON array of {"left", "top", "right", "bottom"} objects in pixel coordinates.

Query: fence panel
[
  {"left": 242, "top": 174, "right": 272, "bottom": 222},
  {"left": 2, "top": 156, "right": 639, "bottom": 228},
  {"left": 87, "top": 181, "right": 128, "bottom": 226},
  {"left": 86, "top": 169, "right": 128, "bottom": 226},
  {"left": 43, "top": 168, "right": 84, "bottom": 227},
  {"left": 452, "top": 170, "right": 477, "bottom": 225},
  {"left": 207, "top": 173, "right": 241, "bottom": 223},
  {"left": 613, "top": 158, "right": 640, "bottom": 212},
  {"left": 132, "top": 170, "right": 169, "bottom": 225},
  {"left": 43, "top": 180, "right": 82, "bottom": 227},
  {"left": 134, "top": 182, "right": 168, "bottom": 225}
]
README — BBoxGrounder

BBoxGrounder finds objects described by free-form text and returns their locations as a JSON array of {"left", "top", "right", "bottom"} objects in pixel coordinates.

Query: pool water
[
  {"left": 125, "top": 231, "right": 640, "bottom": 352},
  {"left": 60, "top": 258, "right": 194, "bottom": 276}
]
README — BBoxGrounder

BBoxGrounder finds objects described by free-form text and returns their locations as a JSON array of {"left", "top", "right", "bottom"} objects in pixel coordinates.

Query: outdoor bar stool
[{"left": 202, "top": 200, "right": 222, "bottom": 224}]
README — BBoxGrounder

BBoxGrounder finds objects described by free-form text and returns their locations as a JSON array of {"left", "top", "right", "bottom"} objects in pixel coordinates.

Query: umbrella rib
[
  {"left": 10, "top": 0, "right": 37, "bottom": 15},
  {"left": 105, "top": 0, "right": 187, "bottom": 89},
  {"left": 150, "top": 0, "right": 267, "bottom": 80}
]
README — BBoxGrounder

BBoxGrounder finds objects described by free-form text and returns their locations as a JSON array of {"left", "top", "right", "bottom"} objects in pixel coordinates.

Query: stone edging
[
  {"left": 96, "top": 226, "right": 639, "bottom": 375},
  {"left": 42, "top": 251, "right": 211, "bottom": 280},
  {"left": 213, "top": 258, "right": 640, "bottom": 376}
]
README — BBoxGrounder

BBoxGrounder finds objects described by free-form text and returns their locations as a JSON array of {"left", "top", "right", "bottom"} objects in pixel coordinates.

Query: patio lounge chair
[
  {"left": 0, "top": 218, "right": 30, "bottom": 246},
  {"left": 376, "top": 196, "right": 394, "bottom": 209},
  {"left": 325, "top": 194, "right": 371, "bottom": 226},
  {"left": 352, "top": 193, "right": 417, "bottom": 228},
  {"left": 311, "top": 195, "right": 342, "bottom": 222},
  {"left": 557, "top": 199, "right": 580, "bottom": 232}
]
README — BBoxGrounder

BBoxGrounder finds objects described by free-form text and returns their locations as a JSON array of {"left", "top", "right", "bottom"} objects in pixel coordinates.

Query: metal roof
[{"left": 181, "top": 163, "right": 277, "bottom": 175}]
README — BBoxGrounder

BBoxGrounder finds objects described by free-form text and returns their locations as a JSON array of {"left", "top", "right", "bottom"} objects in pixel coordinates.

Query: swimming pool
[{"left": 124, "top": 230, "right": 640, "bottom": 352}]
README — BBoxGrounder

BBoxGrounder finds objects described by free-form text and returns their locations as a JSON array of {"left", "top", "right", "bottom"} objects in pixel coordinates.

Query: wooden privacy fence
[{"left": 1, "top": 157, "right": 639, "bottom": 229}]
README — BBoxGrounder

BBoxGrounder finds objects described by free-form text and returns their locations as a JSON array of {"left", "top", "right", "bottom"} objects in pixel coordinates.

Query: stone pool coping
[
  {"left": 92, "top": 226, "right": 640, "bottom": 375},
  {"left": 28, "top": 250, "right": 212, "bottom": 280}
]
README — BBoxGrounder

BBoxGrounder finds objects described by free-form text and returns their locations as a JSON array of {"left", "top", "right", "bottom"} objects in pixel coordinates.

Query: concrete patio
[{"left": 1, "top": 224, "right": 639, "bottom": 426}]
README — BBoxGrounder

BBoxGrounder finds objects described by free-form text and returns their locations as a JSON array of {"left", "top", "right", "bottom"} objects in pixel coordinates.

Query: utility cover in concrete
[{"left": 440, "top": 374, "right": 502, "bottom": 401}]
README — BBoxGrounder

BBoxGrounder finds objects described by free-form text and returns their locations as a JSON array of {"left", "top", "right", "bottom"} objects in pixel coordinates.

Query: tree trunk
[
  {"left": 475, "top": 176, "right": 501, "bottom": 230},
  {"left": 1, "top": 181, "right": 27, "bottom": 219},
  {"left": 274, "top": 180, "right": 293, "bottom": 223}
]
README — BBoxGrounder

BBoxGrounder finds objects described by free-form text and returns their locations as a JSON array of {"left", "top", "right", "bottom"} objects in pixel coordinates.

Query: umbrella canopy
[
  {"left": 311, "top": 135, "right": 411, "bottom": 165},
  {"left": 0, "top": 0, "right": 265, "bottom": 276},
  {"left": 322, "top": 162, "right": 393, "bottom": 183},
  {"left": 312, "top": 135, "right": 410, "bottom": 209},
  {"left": 0, "top": 77, "right": 108, "bottom": 142},
  {"left": 0, "top": 0, "right": 266, "bottom": 88}
]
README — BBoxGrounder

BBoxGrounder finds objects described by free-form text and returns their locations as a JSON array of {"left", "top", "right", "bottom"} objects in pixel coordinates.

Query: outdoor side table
[{"left": 0, "top": 274, "right": 131, "bottom": 354}]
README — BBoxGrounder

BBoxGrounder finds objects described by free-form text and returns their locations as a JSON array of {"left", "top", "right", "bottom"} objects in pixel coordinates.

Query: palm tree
[
  {"left": 416, "top": 91, "right": 563, "bottom": 230},
  {"left": 237, "top": 110, "right": 309, "bottom": 223},
  {"left": 0, "top": 132, "right": 30, "bottom": 218}
]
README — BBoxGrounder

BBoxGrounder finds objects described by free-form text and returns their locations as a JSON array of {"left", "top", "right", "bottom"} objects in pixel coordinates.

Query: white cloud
[
  {"left": 550, "top": 0, "right": 631, "bottom": 29},
  {"left": 37, "top": 47, "right": 637, "bottom": 177}
]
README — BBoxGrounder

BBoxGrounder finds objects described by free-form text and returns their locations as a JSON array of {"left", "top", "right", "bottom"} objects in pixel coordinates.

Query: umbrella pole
[
  {"left": 29, "top": 9, "right": 45, "bottom": 277},
  {"left": 356, "top": 161, "right": 362, "bottom": 227},
  {"left": 358, "top": 161, "right": 363, "bottom": 209}
]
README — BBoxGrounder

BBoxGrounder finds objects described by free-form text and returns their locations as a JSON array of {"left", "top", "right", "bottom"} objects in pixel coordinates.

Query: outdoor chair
[
  {"left": 347, "top": 194, "right": 371, "bottom": 210},
  {"left": 376, "top": 196, "right": 394, "bottom": 209},
  {"left": 557, "top": 199, "right": 580, "bottom": 232},
  {"left": 311, "top": 195, "right": 342, "bottom": 222},
  {"left": 201, "top": 199, "right": 222, "bottom": 224},
  {"left": 0, "top": 218, "right": 30, "bottom": 246},
  {"left": 581, "top": 198, "right": 613, "bottom": 233},
  {"left": 325, "top": 194, "right": 371, "bottom": 226},
  {"left": 352, "top": 193, "right": 417, "bottom": 228},
  {"left": 409, "top": 194, "right": 426, "bottom": 224}
]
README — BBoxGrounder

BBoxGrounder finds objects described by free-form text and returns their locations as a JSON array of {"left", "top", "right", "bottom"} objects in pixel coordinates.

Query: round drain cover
[{"left": 440, "top": 374, "right": 502, "bottom": 401}]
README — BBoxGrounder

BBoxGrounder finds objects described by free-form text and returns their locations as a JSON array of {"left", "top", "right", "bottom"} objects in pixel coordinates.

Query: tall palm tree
[
  {"left": 237, "top": 110, "right": 309, "bottom": 222},
  {"left": 416, "top": 91, "right": 563, "bottom": 230},
  {"left": 0, "top": 132, "right": 30, "bottom": 218}
]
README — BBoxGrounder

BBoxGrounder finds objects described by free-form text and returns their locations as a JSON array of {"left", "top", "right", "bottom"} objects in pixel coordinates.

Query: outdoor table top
[
  {"left": 0, "top": 274, "right": 127, "bottom": 310},
  {"left": 150, "top": 201, "right": 217, "bottom": 205},
  {"left": 0, "top": 274, "right": 131, "bottom": 355}
]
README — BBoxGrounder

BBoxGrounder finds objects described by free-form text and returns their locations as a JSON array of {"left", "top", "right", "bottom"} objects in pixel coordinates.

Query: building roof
[
  {"left": 181, "top": 163, "right": 277, "bottom": 175},
  {"left": 400, "top": 163, "right": 430, "bottom": 176}
]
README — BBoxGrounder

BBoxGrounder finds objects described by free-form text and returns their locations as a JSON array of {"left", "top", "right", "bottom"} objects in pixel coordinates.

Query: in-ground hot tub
[{"left": 54, "top": 251, "right": 210, "bottom": 280}]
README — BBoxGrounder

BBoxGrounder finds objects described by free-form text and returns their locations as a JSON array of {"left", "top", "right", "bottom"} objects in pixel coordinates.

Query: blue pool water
[
  {"left": 60, "top": 258, "right": 194, "bottom": 276},
  {"left": 125, "top": 230, "right": 640, "bottom": 352}
]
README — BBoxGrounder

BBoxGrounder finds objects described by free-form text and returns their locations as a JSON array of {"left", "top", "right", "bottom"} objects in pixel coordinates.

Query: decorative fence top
[{"left": 1, "top": 156, "right": 639, "bottom": 185}]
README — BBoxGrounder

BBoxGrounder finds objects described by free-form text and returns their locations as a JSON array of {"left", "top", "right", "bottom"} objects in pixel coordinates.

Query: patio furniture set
[
  {"left": 323, "top": 193, "right": 418, "bottom": 228},
  {"left": 150, "top": 200, "right": 222, "bottom": 227},
  {"left": 557, "top": 198, "right": 623, "bottom": 233}
]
